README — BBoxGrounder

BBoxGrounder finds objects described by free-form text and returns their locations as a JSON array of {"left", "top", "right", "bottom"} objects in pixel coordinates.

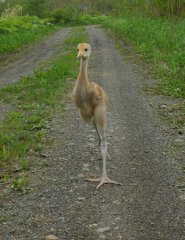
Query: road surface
[{"left": 0, "top": 25, "right": 185, "bottom": 240}]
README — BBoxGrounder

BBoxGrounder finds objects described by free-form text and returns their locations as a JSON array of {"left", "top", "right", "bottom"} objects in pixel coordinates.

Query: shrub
[
  {"left": 0, "top": 15, "right": 49, "bottom": 33},
  {"left": 50, "top": 7, "right": 76, "bottom": 24},
  {"left": 0, "top": 15, "right": 54, "bottom": 53},
  {"left": 77, "top": 14, "right": 108, "bottom": 25}
]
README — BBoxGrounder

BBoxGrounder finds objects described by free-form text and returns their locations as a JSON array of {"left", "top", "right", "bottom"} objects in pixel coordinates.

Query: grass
[
  {"left": 0, "top": 14, "right": 103, "bottom": 55},
  {"left": 0, "top": 214, "right": 9, "bottom": 223},
  {"left": 103, "top": 15, "right": 185, "bottom": 131},
  {"left": 0, "top": 28, "right": 55, "bottom": 54},
  {"left": 0, "top": 16, "right": 57, "bottom": 54},
  {"left": 103, "top": 16, "right": 185, "bottom": 98},
  {"left": 0, "top": 26, "right": 88, "bottom": 186},
  {"left": 11, "top": 176, "right": 29, "bottom": 193}
]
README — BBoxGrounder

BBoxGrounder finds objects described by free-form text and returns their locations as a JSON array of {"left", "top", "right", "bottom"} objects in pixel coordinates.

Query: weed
[
  {"left": 11, "top": 176, "right": 29, "bottom": 193},
  {"left": 0, "top": 214, "right": 9, "bottom": 223},
  {"left": 0, "top": 173, "right": 11, "bottom": 183},
  {"left": 177, "top": 182, "right": 185, "bottom": 190},
  {"left": 19, "top": 159, "right": 30, "bottom": 171}
]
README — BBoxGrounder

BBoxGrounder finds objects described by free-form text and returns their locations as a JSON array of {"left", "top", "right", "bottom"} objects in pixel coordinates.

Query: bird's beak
[{"left": 77, "top": 52, "right": 83, "bottom": 59}]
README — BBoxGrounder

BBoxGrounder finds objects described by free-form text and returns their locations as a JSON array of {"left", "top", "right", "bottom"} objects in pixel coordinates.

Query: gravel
[
  {"left": 0, "top": 28, "right": 71, "bottom": 123},
  {"left": 0, "top": 28, "right": 70, "bottom": 88},
  {"left": 0, "top": 25, "right": 185, "bottom": 240}
]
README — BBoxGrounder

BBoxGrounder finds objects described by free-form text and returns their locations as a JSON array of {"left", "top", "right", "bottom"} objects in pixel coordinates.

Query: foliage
[
  {"left": 26, "top": 0, "right": 46, "bottom": 18},
  {"left": 50, "top": 7, "right": 76, "bottom": 24},
  {"left": 2, "top": 4, "right": 23, "bottom": 16},
  {"left": 82, "top": 0, "right": 185, "bottom": 19},
  {"left": 11, "top": 176, "right": 29, "bottom": 193},
  {"left": 0, "top": 15, "right": 54, "bottom": 53},
  {"left": 103, "top": 15, "right": 185, "bottom": 99},
  {"left": 0, "top": 15, "right": 49, "bottom": 33},
  {"left": 0, "top": 0, "right": 47, "bottom": 17},
  {"left": 76, "top": 14, "right": 107, "bottom": 25},
  {"left": 1, "top": 0, "right": 185, "bottom": 19},
  {"left": 50, "top": 8, "right": 107, "bottom": 25}
]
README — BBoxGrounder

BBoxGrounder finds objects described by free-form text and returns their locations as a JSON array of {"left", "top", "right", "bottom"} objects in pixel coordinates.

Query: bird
[{"left": 72, "top": 43, "right": 121, "bottom": 189}]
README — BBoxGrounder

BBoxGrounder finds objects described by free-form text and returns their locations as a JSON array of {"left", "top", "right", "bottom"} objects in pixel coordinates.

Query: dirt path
[
  {"left": 0, "top": 28, "right": 70, "bottom": 88},
  {"left": 1, "top": 26, "right": 185, "bottom": 240},
  {"left": 0, "top": 27, "right": 70, "bottom": 122}
]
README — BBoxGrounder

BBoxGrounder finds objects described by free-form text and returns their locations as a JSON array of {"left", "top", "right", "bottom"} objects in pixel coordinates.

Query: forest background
[{"left": 0, "top": 0, "right": 185, "bottom": 21}]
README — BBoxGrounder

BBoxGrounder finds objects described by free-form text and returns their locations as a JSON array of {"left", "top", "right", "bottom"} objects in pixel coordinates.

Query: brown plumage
[{"left": 72, "top": 43, "right": 121, "bottom": 189}]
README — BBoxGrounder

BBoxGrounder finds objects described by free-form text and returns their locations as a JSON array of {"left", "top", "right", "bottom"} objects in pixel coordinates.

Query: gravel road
[
  {"left": 1, "top": 26, "right": 185, "bottom": 240},
  {"left": 0, "top": 27, "right": 70, "bottom": 121},
  {"left": 0, "top": 28, "right": 70, "bottom": 88}
]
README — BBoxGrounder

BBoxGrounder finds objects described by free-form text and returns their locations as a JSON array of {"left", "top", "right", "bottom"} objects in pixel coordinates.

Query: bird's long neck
[{"left": 78, "top": 58, "right": 89, "bottom": 85}]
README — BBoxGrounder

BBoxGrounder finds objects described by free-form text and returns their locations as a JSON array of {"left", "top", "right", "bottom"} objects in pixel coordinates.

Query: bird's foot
[{"left": 85, "top": 176, "right": 122, "bottom": 189}]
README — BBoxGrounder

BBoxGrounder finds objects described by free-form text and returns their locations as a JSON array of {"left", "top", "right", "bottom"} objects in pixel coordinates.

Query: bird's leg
[
  {"left": 93, "top": 121, "right": 111, "bottom": 160},
  {"left": 93, "top": 120, "right": 101, "bottom": 146},
  {"left": 86, "top": 131, "right": 122, "bottom": 189}
]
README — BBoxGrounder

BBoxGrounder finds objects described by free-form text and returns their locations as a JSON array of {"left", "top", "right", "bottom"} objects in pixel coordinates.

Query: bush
[
  {"left": 50, "top": 7, "right": 76, "bottom": 24},
  {"left": 50, "top": 10, "right": 108, "bottom": 25},
  {"left": 0, "top": 15, "right": 54, "bottom": 53},
  {"left": 0, "top": 15, "right": 50, "bottom": 34},
  {"left": 2, "top": 4, "right": 23, "bottom": 17},
  {"left": 77, "top": 14, "right": 108, "bottom": 25}
]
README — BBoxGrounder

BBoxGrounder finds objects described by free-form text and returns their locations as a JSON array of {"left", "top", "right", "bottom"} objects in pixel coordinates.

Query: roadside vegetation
[
  {"left": 91, "top": 0, "right": 184, "bottom": 132},
  {"left": 0, "top": 26, "right": 88, "bottom": 190},
  {"left": 103, "top": 16, "right": 185, "bottom": 99},
  {"left": 0, "top": 4, "right": 103, "bottom": 56},
  {"left": 102, "top": 15, "right": 185, "bottom": 132},
  {"left": 0, "top": 15, "right": 55, "bottom": 54},
  {"left": 0, "top": 6, "right": 56, "bottom": 55}
]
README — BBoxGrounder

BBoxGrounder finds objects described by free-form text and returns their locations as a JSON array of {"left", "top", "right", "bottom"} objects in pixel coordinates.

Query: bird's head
[{"left": 77, "top": 43, "right": 91, "bottom": 60}]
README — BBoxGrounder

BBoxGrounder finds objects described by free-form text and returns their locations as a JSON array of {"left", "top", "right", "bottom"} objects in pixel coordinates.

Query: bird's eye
[{"left": 85, "top": 48, "right": 88, "bottom": 52}]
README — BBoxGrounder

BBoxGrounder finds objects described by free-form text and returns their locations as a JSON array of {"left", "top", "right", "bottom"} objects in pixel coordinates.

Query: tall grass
[{"left": 103, "top": 16, "right": 185, "bottom": 98}]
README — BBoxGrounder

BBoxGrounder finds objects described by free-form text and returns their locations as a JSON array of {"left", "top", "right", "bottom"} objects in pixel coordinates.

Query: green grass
[
  {"left": 103, "top": 16, "right": 185, "bottom": 99},
  {"left": 0, "top": 26, "right": 88, "bottom": 183},
  {"left": 0, "top": 28, "right": 55, "bottom": 53},
  {"left": 0, "top": 16, "right": 56, "bottom": 54},
  {"left": 0, "top": 214, "right": 9, "bottom": 223},
  {"left": 11, "top": 176, "right": 29, "bottom": 193}
]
